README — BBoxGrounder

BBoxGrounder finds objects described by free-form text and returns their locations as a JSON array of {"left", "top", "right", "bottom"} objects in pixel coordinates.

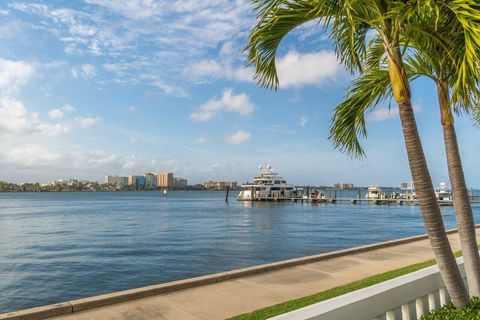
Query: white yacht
[
  {"left": 237, "top": 165, "right": 298, "bottom": 201},
  {"left": 436, "top": 180, "right": 453, "bottom": 205},
  {"left": 366, "top": 186, "right": 381, "bottom": 199}
]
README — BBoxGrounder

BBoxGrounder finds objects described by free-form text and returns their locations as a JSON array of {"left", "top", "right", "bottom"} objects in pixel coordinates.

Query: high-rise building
[
  {"left": 105, "top": 176, "right": 128, "bottom": 186},
  {"left": 144, "top": 173, "right": 157, "bottom": 188},
  {"left": 400, "top": 182, "right": 414, "bottom": 190},
  {"left": 129, "top": 175, "right": 146, "bottom": 187},
  {"left": 174, "top": 177, "right": 188, "bottom": 188},
  {"left": 157, "top": 172, "right": 174, "bottom": 188}
]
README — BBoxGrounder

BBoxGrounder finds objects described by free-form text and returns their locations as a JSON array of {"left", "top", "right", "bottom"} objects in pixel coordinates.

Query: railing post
[
  {"left": 401, "top": 304, "right": 410, "bottom": 320},
  {"left": 439, "top": 288, "right": 447, "bottom": 306},
  {"left": 386, "top": 310, "right": 395, "bottom": 320},
  {"left": 428, "top": 293, "right": 436, "bottom": 311},
  {"left": 416, "top": 297, "right": 424, "bottom": 318}
]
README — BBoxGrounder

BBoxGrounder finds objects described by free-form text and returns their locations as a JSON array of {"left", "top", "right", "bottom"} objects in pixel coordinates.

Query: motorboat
[
  {"left": 436, "top": 180, "right": 453, "bottom": 206},
  {"left": 366, "top": 186, "right": 381, "bottom": 199}
]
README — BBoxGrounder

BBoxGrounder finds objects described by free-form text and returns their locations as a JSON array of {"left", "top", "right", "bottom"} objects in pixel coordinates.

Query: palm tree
[
  {"left": 246, "top": 0, "right": 480, "bottom": 307},
  {"left": 329, "top": 8, "right": 480, "bottom": 296}
]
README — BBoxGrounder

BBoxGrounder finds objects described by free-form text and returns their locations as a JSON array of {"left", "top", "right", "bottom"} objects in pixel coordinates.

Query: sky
[{"left": 0, "top": 0, "right": 479, "bottom": 187}]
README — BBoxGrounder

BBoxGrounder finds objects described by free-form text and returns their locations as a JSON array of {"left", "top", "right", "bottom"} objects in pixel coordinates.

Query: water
[{"left": 0, "top": 190, "right": 479, "bottom": 313}]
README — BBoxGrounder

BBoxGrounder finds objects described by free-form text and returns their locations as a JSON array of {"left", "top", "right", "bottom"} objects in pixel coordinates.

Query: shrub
[{"left": 421, "top": 297, "right": 480, "bottom": 319}]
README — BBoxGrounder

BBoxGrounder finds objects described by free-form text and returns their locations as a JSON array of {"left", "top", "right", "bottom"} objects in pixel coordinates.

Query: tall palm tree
[
  {"left": 246, "top": 0, "right": 479, "bottom": 307},
  {"left": 329, "top": 8, "right": 480, "bottom": 296}
]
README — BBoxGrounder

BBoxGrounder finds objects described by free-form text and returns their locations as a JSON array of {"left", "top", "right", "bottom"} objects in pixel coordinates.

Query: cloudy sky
[{"left": 0, "top": 0, "right": 479, "bottom": 187}]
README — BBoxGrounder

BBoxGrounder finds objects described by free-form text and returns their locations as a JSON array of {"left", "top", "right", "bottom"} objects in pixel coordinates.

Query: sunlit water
[{"left": 1, "top": 190, "right": 479, "bottom": 312}]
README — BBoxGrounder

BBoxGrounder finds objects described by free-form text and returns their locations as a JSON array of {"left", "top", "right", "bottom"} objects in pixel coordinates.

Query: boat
[
  {"left": 365, "top": 186, "right": 381, "bottom": 199},
  {"left": 436, "top": 180, "right": 453, "bottom": 206},
  {"left": 237, "top": 165, "right": 299, "bottom": 201}
]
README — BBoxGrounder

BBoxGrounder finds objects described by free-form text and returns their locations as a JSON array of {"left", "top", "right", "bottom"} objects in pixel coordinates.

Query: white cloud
[
  {"left": 196, "top": 137, "right": 207, "bottom": 144},
  {"left": 225, "top": 130, "right": 250, "bottom": 144},
  {"left": 0, "top": 99, "right": 100, "bottom": 139},
  {"left": 189, "top": 59, "right": 255, "bottom": 83},
  {"left": 0, "top": 59, "right": 34, "bottom": 93},
  {"left": 368, "top": 107, "right": 398, "bottom": 122},
  {"left": 0, "top": 98, "right": 71, "bottom": 138},
  {"left": 189, "top": 49, "right": 341, "bottom": 88},
  {"left": 0, "top": 144, "right": 175, "bottom": 181},
  {"left": 129, "top": 137, "right": 138, "bottom": 144},
  {"left": 276, "top": 50, "right": 341, "bottom": 88},
  {"left": 75, "top": 117, "right": 100, "bottom": 128},
  {"left": 9, "top": 1, "right": 254, "bottom": 94},
  {"left": 188, "top": 42, "right": 255, "bottom": 83},
  {"left": 0, "top": 20, "right": 26, "bottom": 39},
  {"left": 300, "top": 116, "right": 308, "bottom": 128},
  {"left": 81, "top": 64, "right": 96, "bottom": 77},
  {"left": 71, "top": 68, "right": 79, "bottom": 79},
  {"left": 71, "top": 64, "right": 96, "bottom": 79},
  {"left": 190, "top": 89, "right": 255, "bottom": 121},
  {"left": 48, "top": 108, "right": 65, "bottom": 119},
  {"left": 367, "top": 105, "right": 422, "bottom": 122},
  {"left": 62, "top": 104, "right": 76, "bottom": 112},
  {"left": 84, "top": 0, "right": 166, "bottom": 19},
  {"left": 127, "top": 105, "right": 136, "bottom": 112},
  {"left": 368, "top": 105, "right": 422, "bottom": 122}
]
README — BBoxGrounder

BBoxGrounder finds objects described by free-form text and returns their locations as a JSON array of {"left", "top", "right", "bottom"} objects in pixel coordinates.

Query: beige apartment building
[{"left": 157, "top": 172, "right": 174, "bottom": 188}]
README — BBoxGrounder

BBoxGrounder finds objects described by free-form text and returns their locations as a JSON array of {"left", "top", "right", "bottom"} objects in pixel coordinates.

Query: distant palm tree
[
  {"left": 329, "top": 6, "right": 480, "bottom": 297},
  {"left": 246, "top": 0, "right": 480, "bottom": 307}
]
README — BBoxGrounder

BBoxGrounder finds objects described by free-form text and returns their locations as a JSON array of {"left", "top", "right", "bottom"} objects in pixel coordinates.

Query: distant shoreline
[{"left": 0, "top": 189, "right": 240, "bottom": 193}]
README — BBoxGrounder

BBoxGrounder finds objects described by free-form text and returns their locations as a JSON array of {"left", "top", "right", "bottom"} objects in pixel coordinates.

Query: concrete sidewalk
[{"left": 4, "top": 228, "right": 479, "bottom": 320}]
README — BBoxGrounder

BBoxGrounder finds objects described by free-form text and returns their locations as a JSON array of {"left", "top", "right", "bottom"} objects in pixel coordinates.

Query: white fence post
[
  {"left": 415, "top": 297, "right": 424, "bottom": 318},
  {"left": 386, "top": 310, "right": 395, "bottom": 320},
  {"left": 439, "top": 288, "right": 447, "bottom": 306},
  {"left": 428, "top": 292, "right": 436, "bottom": 311},
  {"left": 401, "top": 303, "right": 410, "bottom": 320}
]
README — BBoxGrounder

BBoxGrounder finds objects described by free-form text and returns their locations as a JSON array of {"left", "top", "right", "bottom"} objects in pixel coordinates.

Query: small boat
[
  {"left": 366, "top": 186, "right": 381, "bottom": 200},
  {"left": 436, "top": 180, "right": 453, "bottom": 206},
  {"left": 238, "top": 165, "right": 299, "bottom": 201},
  {"left": 163, "top": 189, "right": 167, "bottom": 195}
]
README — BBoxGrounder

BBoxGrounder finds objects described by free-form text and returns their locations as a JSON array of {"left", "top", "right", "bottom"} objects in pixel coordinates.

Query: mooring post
[{"left": 225, "top": 186, "right": 229, "bottom": 202}]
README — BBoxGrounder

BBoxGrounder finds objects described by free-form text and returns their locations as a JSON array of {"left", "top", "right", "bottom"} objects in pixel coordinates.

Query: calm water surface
[{"left": 1, "top": 191, "right": 479, "bottom": 312}]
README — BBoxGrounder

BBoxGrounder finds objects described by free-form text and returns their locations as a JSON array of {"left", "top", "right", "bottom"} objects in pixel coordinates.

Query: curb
[{"left": 0, "top": 227, "right": 473, "bottom": 320}]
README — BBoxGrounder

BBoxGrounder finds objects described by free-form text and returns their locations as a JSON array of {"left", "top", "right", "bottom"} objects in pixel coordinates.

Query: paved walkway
[{"left": 19, "top": 230, "right": 480, "bottom": 320}]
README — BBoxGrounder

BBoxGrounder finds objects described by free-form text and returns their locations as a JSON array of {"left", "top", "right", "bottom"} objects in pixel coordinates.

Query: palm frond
[
  {"left": 444, "top": 0, "right": 480, "bottom": 106},
  {"left": 246, "top": 0, "right": 332, "bottom": 89},
  {"left": 329, "top": 68, "right": 393, "bottom": 157}
]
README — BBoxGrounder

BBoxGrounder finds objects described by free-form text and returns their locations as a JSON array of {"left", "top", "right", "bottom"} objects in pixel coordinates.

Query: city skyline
[{"left": 0, "top": 1, "right": 479, "bottom": 187}]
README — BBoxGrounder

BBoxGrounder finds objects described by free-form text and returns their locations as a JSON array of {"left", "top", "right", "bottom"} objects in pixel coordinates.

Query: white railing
[{"left": 270, "top": 257, "right": 466, "bottom": 320}]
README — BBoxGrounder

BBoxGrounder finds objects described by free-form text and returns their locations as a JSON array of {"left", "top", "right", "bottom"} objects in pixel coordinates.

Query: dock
[
  {"left": 238, "top": 196, "right": 480, "bottom": 205},
  {"left": 2, "top": 227, "right": 479, "bottom": 320}
]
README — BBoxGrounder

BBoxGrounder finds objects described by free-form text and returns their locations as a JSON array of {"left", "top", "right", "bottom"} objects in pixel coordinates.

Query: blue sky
[{"left": 0, "top": 1, "right": 479, "bottom": 187}]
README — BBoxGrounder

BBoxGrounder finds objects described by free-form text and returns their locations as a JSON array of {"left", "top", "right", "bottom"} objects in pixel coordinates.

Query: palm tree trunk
[
  {"left": 386, "top": 46, "right": 469, "bottom": 307},
  {"left": 397, "top": 100, "right": 469, "bottom": 307},
  {"left": 438, "top": 80, "right": 480, "bottom": 297}
]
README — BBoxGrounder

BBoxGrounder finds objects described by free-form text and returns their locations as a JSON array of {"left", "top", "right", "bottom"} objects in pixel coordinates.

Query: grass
[{"left": 228, "top": 251, "right": 463, "bottom": 320}]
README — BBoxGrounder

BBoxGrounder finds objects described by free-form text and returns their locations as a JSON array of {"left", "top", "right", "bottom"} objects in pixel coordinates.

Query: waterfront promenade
[{"left": 2, "top": 228, "right": 479, "bottom": 320}]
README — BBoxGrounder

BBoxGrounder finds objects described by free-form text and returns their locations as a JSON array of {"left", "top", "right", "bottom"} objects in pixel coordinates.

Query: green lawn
[{"left": 228, "top": 251, "right": 463, "bottom": 320}]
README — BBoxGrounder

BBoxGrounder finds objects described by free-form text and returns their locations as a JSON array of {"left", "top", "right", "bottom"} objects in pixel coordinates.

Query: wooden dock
[{"left": 238, "top": 196, "right": 480, "bottom": 205}]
